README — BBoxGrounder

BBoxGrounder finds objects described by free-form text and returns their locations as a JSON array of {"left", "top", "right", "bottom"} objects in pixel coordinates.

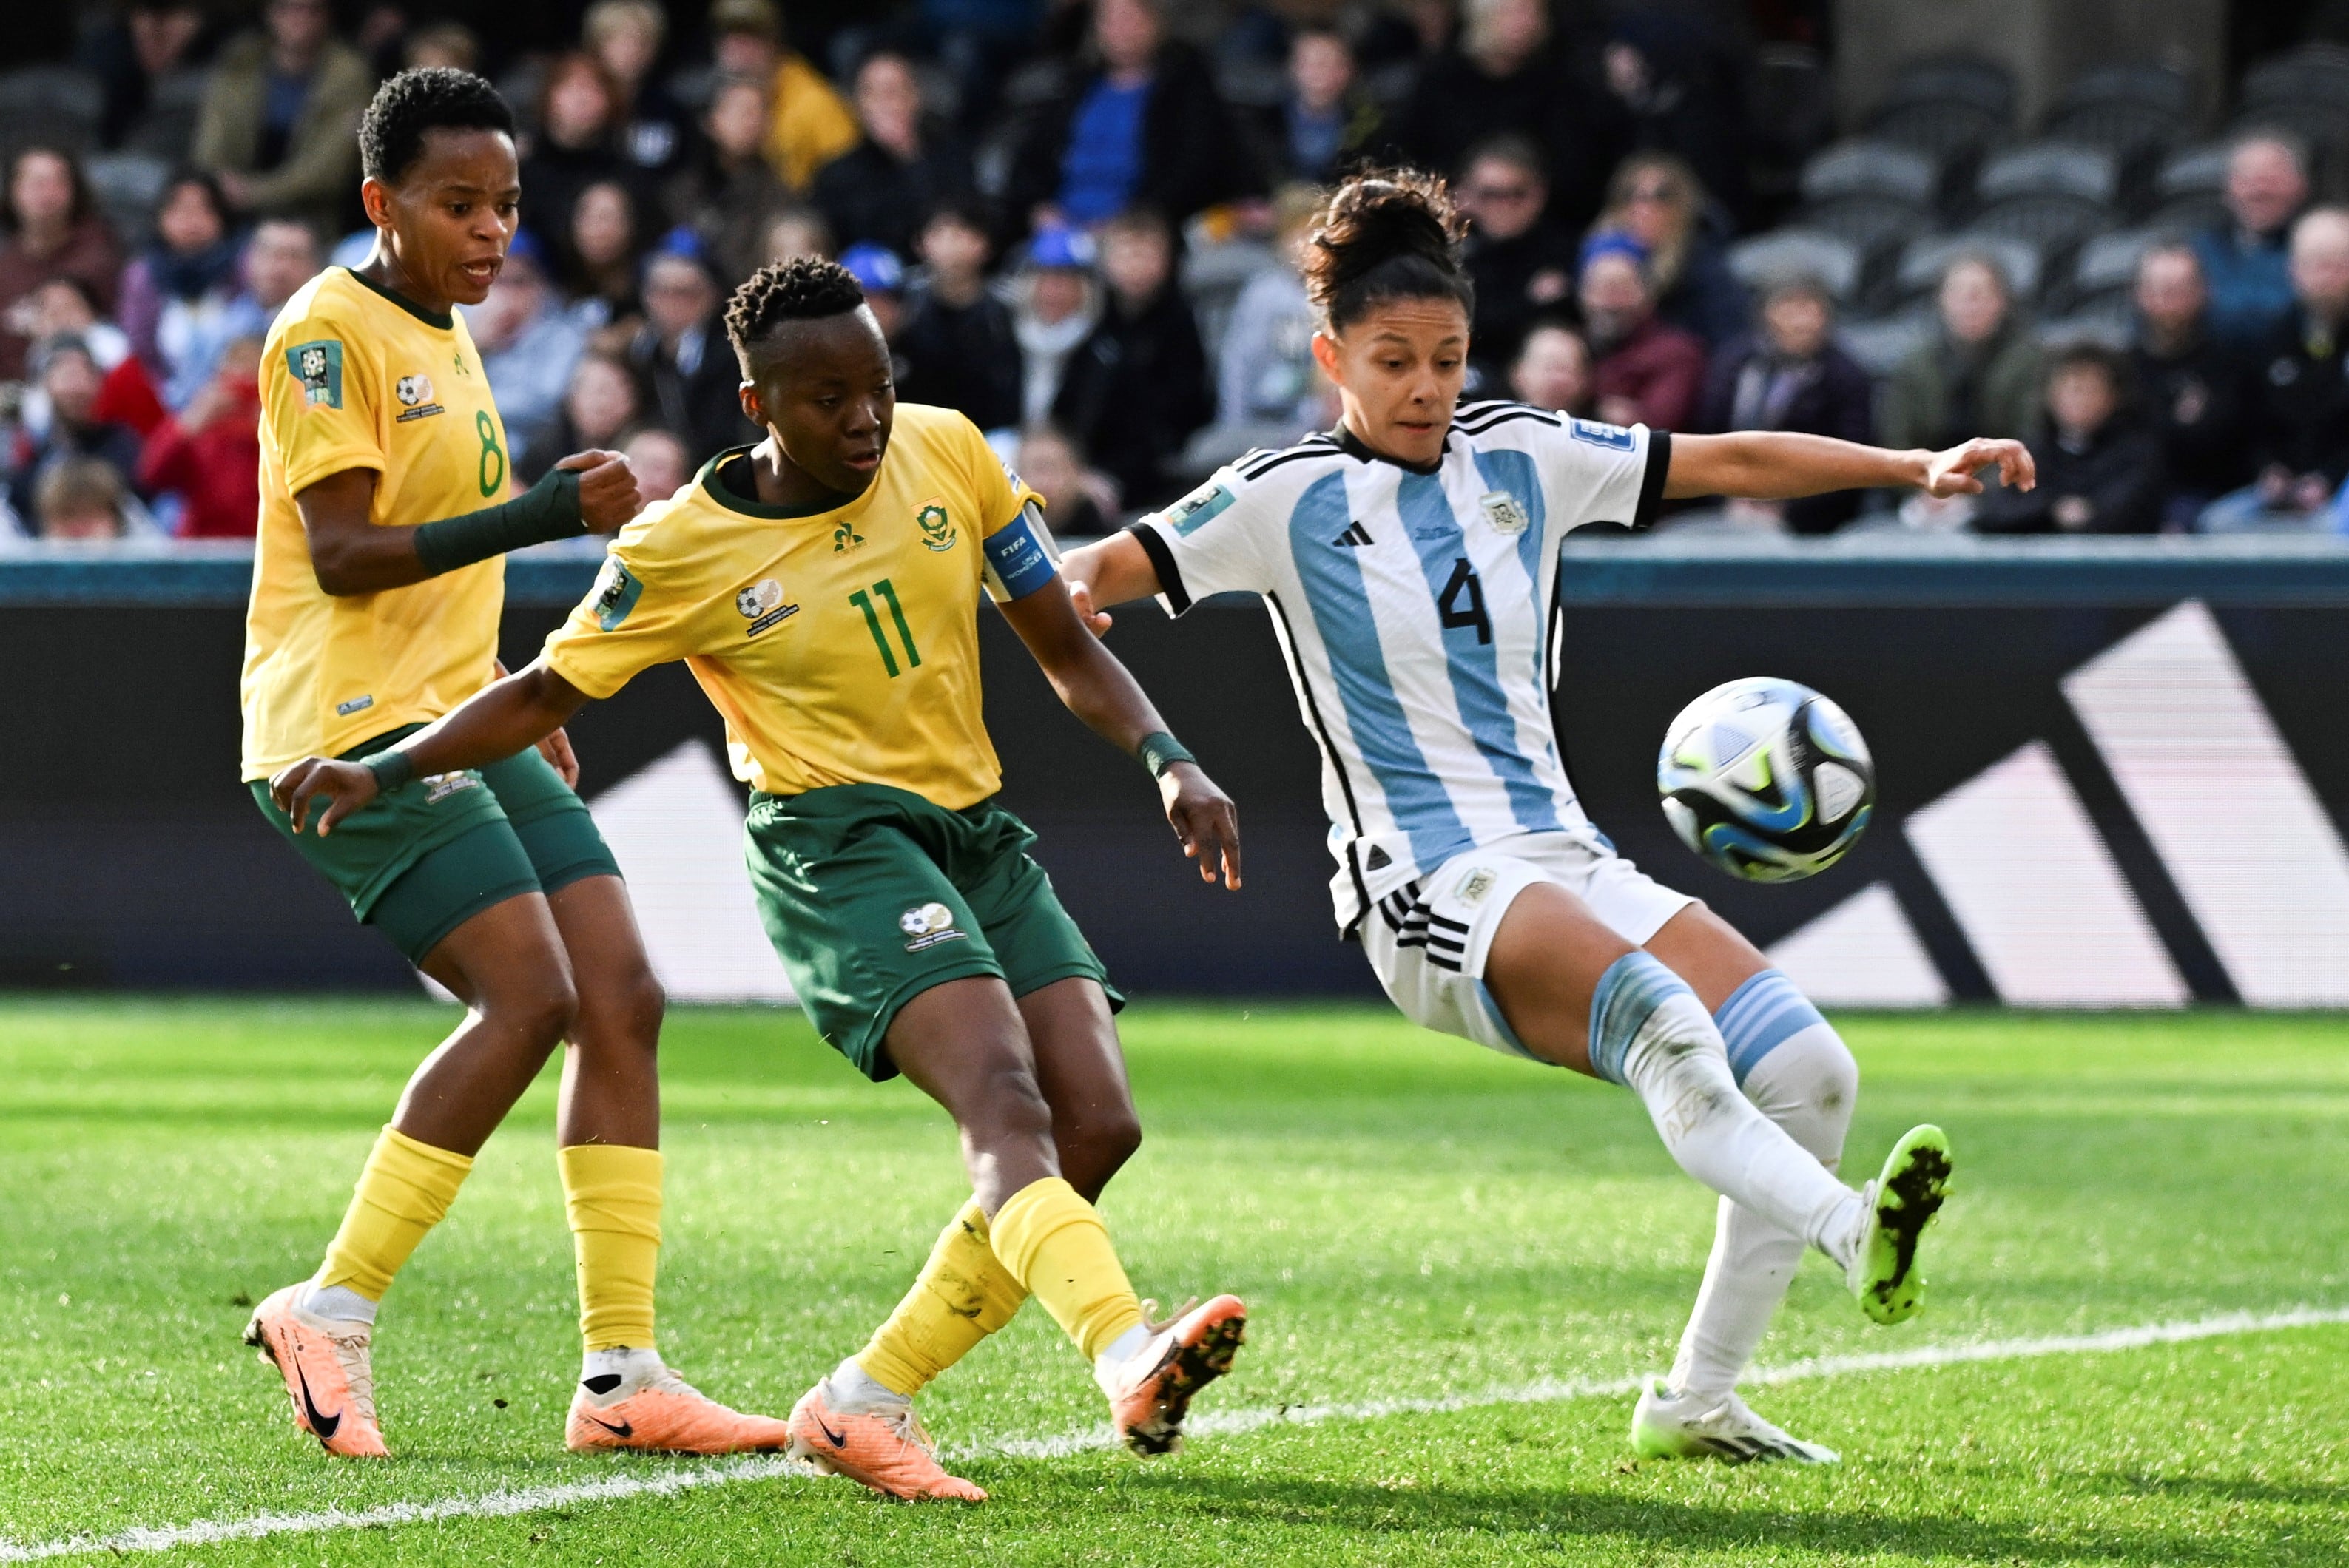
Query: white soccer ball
[{"left": 1657, "top": 677, "right": 1875, "bottom": 883}]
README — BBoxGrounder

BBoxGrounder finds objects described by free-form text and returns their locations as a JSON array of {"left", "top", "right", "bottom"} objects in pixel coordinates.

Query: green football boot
[{"left": 1845, "top": 1123, "right": 1954, "bottom": 1325}]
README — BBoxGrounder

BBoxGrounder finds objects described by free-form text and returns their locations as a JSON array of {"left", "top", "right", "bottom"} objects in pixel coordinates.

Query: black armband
[
  {"left": 1136, "top": 731, "right": 1196, "bottom": 779},
  {"left": 411, "top": 468, "right": 585, "bottom": 575},
  {"left": 363, "top": 748, "right": 417, "bottom": 793}
]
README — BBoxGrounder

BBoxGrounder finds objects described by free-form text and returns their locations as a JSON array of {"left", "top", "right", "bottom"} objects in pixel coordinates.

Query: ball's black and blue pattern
[{"left": 1657, "top": 677, "right": 1875, "bottom": 883}]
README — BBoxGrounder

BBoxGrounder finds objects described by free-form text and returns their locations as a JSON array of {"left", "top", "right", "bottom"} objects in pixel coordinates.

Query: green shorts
[
  {"left": 744, "top": 782, "right": 1122, "bottom": 1081},
  {"left": 251, "top": 724, "right": 622, "bottom": 965}
]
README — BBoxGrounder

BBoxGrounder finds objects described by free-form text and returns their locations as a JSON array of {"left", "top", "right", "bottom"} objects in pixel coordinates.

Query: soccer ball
[{"left": 1657, "top": 677, "right": 1875, "bottom": 882}]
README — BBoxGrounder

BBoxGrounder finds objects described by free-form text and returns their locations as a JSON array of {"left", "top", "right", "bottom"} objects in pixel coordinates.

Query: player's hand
[
  {"left": 558, "top": 450, "right": 644, "bottom": 533},
  {"left": 1921, "top": 438, "right": 2034, "bottom": 497},
  {"left": 1160, "top": 762, "right": 1241, "bottom": 890},
  {"left": 537, "top": 726, "right": 579, "bottom": 788},
  {"left": 269, "top": 757, "right": 380, "bottom": 837},
  {"left": 1066, "top": 579, "right": 1113, "bottom": 638}
]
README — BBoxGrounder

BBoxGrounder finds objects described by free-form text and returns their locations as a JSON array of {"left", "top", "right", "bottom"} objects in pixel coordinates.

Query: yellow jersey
[
  {"left": 542, "top": 405, "right": 1049, "bottom": 808},
  {"left": 239, "top": 266, "right": 513, "bottom": 780}
]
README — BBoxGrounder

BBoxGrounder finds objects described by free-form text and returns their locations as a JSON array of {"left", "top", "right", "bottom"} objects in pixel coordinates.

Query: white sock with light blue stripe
[
  {"left": 1589, "top": 954, "right": 1861, "bottom": 1260},
  {"left": 1667, "top": 970, "right": 1861, "bottom": 1400}
]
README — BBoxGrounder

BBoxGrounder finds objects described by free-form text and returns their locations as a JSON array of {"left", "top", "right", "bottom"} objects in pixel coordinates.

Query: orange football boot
[
  {"left": 1105, "top": 1295, "right": 1247, "bottom": 1456},
  {"left": 786, "top": 1382, "right": 987, "bottom": 1501},
  {"left": 243, "top": 1284, "right": 389, "bottom": 1459},
  {"left": 566, "top": 1368, "right": 795, "bottom": 1453}
]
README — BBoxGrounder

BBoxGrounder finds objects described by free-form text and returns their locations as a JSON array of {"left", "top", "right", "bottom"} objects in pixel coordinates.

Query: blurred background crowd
[{"left": 4, "top": 0, "right": 2349, "bottom": 545}]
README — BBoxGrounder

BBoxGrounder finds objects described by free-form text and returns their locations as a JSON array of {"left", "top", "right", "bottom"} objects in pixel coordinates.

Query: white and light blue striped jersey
[{"left": 1130, "top": 402, "right": 1670, "bottom": 935}]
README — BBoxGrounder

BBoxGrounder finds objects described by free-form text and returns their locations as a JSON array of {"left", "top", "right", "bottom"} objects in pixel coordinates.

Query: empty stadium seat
[
  {"left": 1968, "top": 192, "right": 2113, "bottom": 252},
  {"left": 2147, "top": 142, "right": 2230, "bottom": 232},
  {"left": 2241, "top": 44, "right": 2349, "bottom": 111},
  {"left": 1895, "top": 232, "right": 2043, "bottom": 303},
  {"left": 1795, "top": 193, "right": 1930, "bottom": 264},
  {"left": 1726, "top": 228, "right": 1864, "bottom": 300},
  {"left": 1802, "top": 139, "right": 1938, "bottom": 207},
  {"left": 1836, "top": 305, "right": 1935, "bottom": 377},
  {"left": 1886, "top": 55, "right": 2019, "bottom": 124},
  {"left": 1978, "top": 143, "right": 2121, "bottom": 206},
  {"left": 2069, "top": 226, "right": 2164, "bottom": 305},
  {"left": 82, "top": 152, "right": 171, "bottom": 250},
  {"left": 1868, "top": 98, "right": 2012, "bottom": 166},
  {"left": 0, "top": 66, "right": 102, "bottom": 155}
]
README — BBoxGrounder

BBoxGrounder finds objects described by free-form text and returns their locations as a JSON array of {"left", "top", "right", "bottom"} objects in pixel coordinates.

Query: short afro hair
[
  {"left": 724, "top": 257, "right": 868, "bottom": 364},
  {"left": 360, "top": 68, "right": 516, "bottom": 186}
]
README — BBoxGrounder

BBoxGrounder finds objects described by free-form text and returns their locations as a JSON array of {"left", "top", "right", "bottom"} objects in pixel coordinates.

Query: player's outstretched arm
[
  {"left": 1058, "top": 532, "right": 1164, "bottom": 635},
  {"left": 1663, "top": 432, "right": 2036, "bottom": 502},
  {"left": 299, "top": 450, "right": 644, "bottom": 596},
  {"left": 269, "top": 660, "right": 591, "bottom": 836},
  {"left": 997, "top": 575, "right": 1241, "bottom": 890}
]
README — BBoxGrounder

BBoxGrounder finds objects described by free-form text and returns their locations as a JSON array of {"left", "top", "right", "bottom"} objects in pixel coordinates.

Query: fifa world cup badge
[{"left": 1478, "top": 490, "right": 1531, "bottom": 536}]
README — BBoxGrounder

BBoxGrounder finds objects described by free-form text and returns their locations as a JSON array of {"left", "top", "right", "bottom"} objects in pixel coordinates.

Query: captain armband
[{"left": 981, "top": 501, "right": 1061, "bottom": 601}]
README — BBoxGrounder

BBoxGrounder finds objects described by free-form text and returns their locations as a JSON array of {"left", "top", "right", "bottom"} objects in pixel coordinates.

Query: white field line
[{"left": 6, "top": 1303, "right": 2345, "bottom": 1561}]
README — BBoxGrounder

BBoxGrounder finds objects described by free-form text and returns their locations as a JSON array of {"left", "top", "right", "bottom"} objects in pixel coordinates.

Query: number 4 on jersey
[{"left": 1438, "top": 558, "right": 1492, "bottom": 645}]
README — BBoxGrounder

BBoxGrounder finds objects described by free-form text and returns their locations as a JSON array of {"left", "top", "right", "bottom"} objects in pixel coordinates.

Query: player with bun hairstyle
[
  {"left": 278, "top": 254, "right": 1252, "bottom": 1501},
  {"left": 1063, "top": 170, "right": 2038, "bottom": 1466}
]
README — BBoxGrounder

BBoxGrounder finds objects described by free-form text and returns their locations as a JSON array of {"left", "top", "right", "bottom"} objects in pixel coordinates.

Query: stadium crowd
[{"left": 5, "top": 0, "right": 2349, "bottom": 544}]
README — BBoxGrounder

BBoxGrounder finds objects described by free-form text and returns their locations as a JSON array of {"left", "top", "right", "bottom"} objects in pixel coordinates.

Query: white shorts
[{"left": 1359, "top": 833, "right": 1696, "bottom": 1062}]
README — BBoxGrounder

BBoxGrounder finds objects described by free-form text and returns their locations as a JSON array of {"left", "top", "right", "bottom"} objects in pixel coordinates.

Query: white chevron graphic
[{"left": 1769, "top": 599, "right": 2345, "bottom": 1009}]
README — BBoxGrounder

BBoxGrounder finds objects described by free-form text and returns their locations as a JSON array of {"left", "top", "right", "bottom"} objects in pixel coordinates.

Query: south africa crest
[{"left": 916, "top": 499, "right": 955, "bottom": 552}]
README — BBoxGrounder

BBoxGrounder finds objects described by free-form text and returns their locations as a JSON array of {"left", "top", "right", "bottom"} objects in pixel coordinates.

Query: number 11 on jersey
[{"left": 850, "top": 578, "right": 922, "bottom": 677}]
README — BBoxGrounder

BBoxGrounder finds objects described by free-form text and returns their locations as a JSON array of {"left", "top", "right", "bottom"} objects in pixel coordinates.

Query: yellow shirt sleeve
[
  {"left": 269, "top": 312, "right": 384, "bottom": 495},
  {"left": 971, "top": 421, "right": 1043, "bottom": 539},
  {"left": 542, "top": 535, "right": 712, "bottom": 700}
]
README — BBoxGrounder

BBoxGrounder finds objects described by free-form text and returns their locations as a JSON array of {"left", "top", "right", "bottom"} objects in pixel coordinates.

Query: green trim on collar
[
  {"left": 699, "top": 446, "right": 860, "bottom": 520},
  {"left": 340, "top": 266, "right": 455, "bottom": 331}
]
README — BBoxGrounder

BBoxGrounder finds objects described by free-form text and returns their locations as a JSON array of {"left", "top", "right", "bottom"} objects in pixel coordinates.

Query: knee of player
[
  {"left": 604, "top": 962, "right": 667, "bottom": 1045},
  {"left": 1089, "top": 1110, "right": 1145, "bottom": 1174},
  {"left": 496, "top": 971, "right": 579, "bottom": 1047}
]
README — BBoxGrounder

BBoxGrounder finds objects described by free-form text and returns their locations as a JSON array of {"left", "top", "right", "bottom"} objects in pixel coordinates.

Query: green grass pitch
[{"left": 2, "top": 998, "right": 2345, "bottom": 1564}]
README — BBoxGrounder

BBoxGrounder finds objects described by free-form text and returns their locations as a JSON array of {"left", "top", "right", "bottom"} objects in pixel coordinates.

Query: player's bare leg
[
  {"left": 247, "top": 894, "right": 578, "bottom": 1458},
  {"left": 1483, "top": 885, "right": 1948, "bottom": 1336},
  {"left": 542, "top": 876, "right": 790, "bottom": 1455}
]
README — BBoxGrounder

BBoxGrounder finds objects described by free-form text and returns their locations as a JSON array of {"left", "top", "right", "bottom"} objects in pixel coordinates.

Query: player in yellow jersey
[
  {"left": 239, "top": 68, "right": 789, "bottom": 1461},
  {"left": 273, "top": 256, "right": 1252, "bottom": 1501}
]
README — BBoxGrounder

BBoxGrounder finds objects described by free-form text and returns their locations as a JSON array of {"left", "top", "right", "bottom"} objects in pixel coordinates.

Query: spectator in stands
[
  {"left": 562, "top": 180, "right": 646, "bottom": 329},
  {"left": 1388, "top": 0, "right": 1625, "bottom": 234},
  {"left": 1580, "top": 233, "right": 1705, "bottom": 431},
  {"left": 812, "top": 52, "right": 980, "bottom": 262},
  {"left": 11, "top": 279, "right": 160, "bottom": 437},
  {"left": 1457, "top": 137, "right": 1577, "bottom": 393},
  {"left": 709, "top": 0, "right": 861, "bottom": 195},
  {"left": 1018, "top": 422, "right": 1118, "bottom": 536},
  {"left": 216, "top": 216, "right": 319, "bottom": 346},
  {"left": 521, "top": 349, "right": 641, "bottom": 482},
  {"left": 1883, "top": 251, "right": 2045, "bottom": 456},
  {"left": 1249, "top": 27, "right": 1382, "bottom": 186},
  {"left": 1006, "top": 0, "right": 1261, "bottom": 235},
  {"left": 469, "top": 233, "right": 587, "bottom": 471},
  {"left": 1509, "top": 319, "right": 1592, "bottom": 416},
  {"left": 1696, "top": 276, "right": 1873, "bottom": 533},
  {"left": 8, "top": 337, "right": 145, "bottom": 525},
  {"left": 622, "top": 425, "right": 691, "bottom": 500},
  {"left": 0, "top": 149, "right": 124, "bottom": 383},
  {"left": 118, "top": 172, "right": 243, "bottom": 410},
  {"left": 669, "top": 76, "right": 793, "bottom": 289},
  {"left": 1974, "top": 345, "right": 2163, "bottom": 535},
  {"left": 31, "top": 457, "right": 134, "bottom": 542},
  {"left": 628, "top": 241, "right": 759, "bottom": 464},
  {"left": 1598, "top": 12, "right": 1753, "bottom": 229},
  {"left": 764, "top": 206, "right": 835, "bottom": 266},
  {"left": 402, "top": 21, "right": 479, "bottom": 73},
  {"left": 1014, "top": 226, "right": 1099, "bottom": 428},
  {"left": 521, "top": 53, "right": 641, "bottom": 266},
  {"left": 81, "top": 2, "right": 212, "bottom": 152},
  {"left": 2200, "top": 207, "right": 2349, "bottom": 532},
  {"left": 1052, "top": 207, "right": 1210, "bottom": 504},
  {"left": 587, "top": 0, "right": 695, "bottom": 183},
  {"left": 192, "top": 0, "right": 369, "bottom": 234},
  {"left": 2194, "top": 132, "right": 2310, "bottom": 351},
  {"left": 2129, "top": 242, "right": 2250, "bottom": 529},
  {"left": 137, "top": 331, "right": 263, "bottom": 537},
  {"left": 897, "top": 201, "right": 1022, "bottom": 434},
  {"left": 1204, "top": 185, "right": 1324, "bottom": 453},
  {"left": 1593, "top": 152, "right": 1748, "bottom": 349},
  {"left": 839, "top": 241, "right": 908, "bottom": 345}
]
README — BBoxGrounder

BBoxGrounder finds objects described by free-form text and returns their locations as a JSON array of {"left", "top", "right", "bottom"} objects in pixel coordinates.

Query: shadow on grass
[{"left": 1133, "top": 1470, "right": 2327, "bottom": 1564}]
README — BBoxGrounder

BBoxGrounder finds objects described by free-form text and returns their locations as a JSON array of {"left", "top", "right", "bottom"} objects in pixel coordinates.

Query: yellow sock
[
  {"left": 857, "top": 1198, "right": 1029, "bottom": 1398},
  {"left": 987, "top": 1177, "right": 1142, "bottom": 1361},
  {"left": 316, "top": 1126, "right": 473, "bottom": 1301},
  {"left": 559, "top": 1143, "right": 663, "bottom": 1352}
]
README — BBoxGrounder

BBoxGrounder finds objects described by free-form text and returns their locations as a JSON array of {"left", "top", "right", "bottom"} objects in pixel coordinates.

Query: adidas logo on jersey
[{"left": 1334, "top": 521, "right": 1373, "bottom": 547}]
